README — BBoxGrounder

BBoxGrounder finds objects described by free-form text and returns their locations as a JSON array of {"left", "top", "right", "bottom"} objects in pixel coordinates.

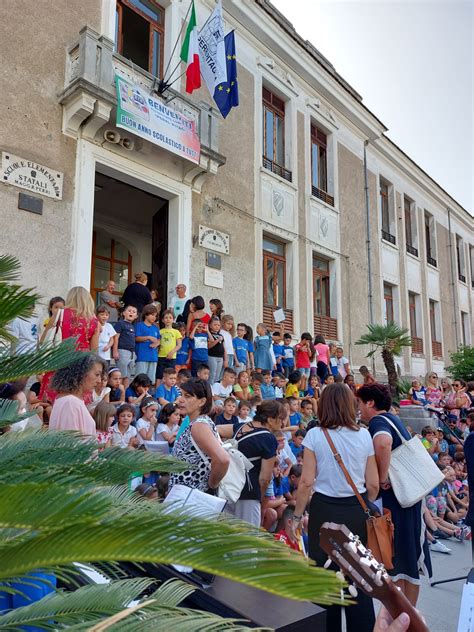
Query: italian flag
[{"left": 180, "top": 1, "right": 201, "bottom": 94}]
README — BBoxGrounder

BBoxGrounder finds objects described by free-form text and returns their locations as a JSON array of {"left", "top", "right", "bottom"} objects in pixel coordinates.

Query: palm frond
[
  {"left": 355, "top": 322, "right": 412, "bottom": 350},
  {"left": 0, "top": 285, "right": 39, "bottom": 344},
  {"left": 0, "top": 578, "right": 156, "bottom": 629},
  {"left": 0, "top": 498, "right": 340, "bottom": 604},
  {"left": 0, "top": 339, "right": 85, "bottom": 383},
  {"left": 0, "top": 431, "right": 188, "bottom": 486},
  {"left": 0, "top": 255, "right": 22, "bottom": 283},
  {"left": 0, "top": 399, "right": 36, "bottom": 429}
]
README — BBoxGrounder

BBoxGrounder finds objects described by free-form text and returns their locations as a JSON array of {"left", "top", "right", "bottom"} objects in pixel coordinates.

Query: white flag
[{"left": 198, "top": 0, "right": 227, "bottom": 95}]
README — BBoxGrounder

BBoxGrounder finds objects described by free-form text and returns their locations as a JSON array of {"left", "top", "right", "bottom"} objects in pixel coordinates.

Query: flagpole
[{"left": 156, "top": 0, "right": 193, "bottom": 93}]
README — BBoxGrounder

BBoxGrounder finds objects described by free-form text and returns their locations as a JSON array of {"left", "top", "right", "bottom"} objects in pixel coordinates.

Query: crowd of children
[{"left": 5, "top": 282, "right": 474, "bottom": 559}]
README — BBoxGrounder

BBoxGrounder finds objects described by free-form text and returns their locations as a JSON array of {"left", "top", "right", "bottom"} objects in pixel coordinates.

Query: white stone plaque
[
  {"left": 204, "top": 267, "right": 224, "bottom": 289},
  {"left": 198, "top": 225, "right": 230, "bottom": 255},
  {"left": 1, "top": 152, "right": 63, "bottom": 200}
]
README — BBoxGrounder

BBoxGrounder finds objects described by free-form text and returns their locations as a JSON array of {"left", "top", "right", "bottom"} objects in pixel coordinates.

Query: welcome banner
[{"left": 115, "top": 75, "right": 200, "bottom": 164}]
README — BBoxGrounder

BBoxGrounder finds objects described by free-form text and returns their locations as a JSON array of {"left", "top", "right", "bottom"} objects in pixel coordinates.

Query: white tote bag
[
  {"left": 380, "top": 415, "right": 445, "bottom": 508},
  {"left": 41, "top": 309, "right": 63, "bottom": 346}
]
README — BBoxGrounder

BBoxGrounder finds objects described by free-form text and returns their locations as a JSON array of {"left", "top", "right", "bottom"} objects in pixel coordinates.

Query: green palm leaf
[
  {"left": 0, "top": 399, "right": 36, "bottom": 429},
  {"left": 0, "top": 339, "right": 84, "bottom": 384},
  {"left": 0, "top": 491, "right": 340, "bottom": 604},
  {"left": 0, "top": 285, "right": 39, "bottom": 344},
  {"left": 0, "top": 431, "right": 188, "bottom": 485},
  {"left": 0, "top": 255, "right": 22, "bottom": 283}
]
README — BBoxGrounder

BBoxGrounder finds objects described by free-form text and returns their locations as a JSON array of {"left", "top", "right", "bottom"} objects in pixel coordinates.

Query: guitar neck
[{"left": 383, "top": 580, "right": 429, "bottom": 632}]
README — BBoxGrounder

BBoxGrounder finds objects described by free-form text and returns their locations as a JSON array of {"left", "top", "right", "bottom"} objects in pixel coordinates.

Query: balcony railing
[
  {"left": 427, "top": 256, "right": 437, "bottom": 267},
  {"left": 262, "top": 157, "right": 292, "bottom": 183},
  {"left": 263, "top": 305, "right": 294, "bottom": 334},
  {"left": 312, "top": 185, "right": 334, "bottom": 207},
  {"left": 381, "top": 230, "right": 396, "bottom": 245},
  {"left": 431, "top": 340, "right": 443, "bottom": 358},
  {"left": 406, "top": 244, "right": 418, "bottom": 257},
  {"left": 314, "top": 314, "right": 338, "bottom": 340},
  {"left": 58, "top": 26, "right": 225, "bottom": 188},
  {"left": 459, "top": 273, "right": 466, "bottom": 283},
  {"left": 412, "top": 337, "right": 424, "bottom": 354}
]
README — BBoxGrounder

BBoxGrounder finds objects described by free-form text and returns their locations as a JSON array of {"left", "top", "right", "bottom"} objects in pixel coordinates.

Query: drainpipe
[
  {"left": 363, "top": 141, "right": 374, "bottom": 325},
  {"left": 447, "top": 208, "right": 460, "bottom": 348}
]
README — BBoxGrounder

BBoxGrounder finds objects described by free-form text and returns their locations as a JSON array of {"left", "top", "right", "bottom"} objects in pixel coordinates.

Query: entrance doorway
[{"left": 92, "top": 172, "right": 169, "bottom": 305}]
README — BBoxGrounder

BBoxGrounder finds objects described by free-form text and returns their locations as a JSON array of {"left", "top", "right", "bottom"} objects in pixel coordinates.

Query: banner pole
[{"left": 160, "top": 0, "right": 193, "bottom": 85}]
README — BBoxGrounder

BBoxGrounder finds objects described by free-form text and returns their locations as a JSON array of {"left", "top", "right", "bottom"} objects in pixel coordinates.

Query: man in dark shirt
[{"left": 121, "top": 274, "right": 152, "bottom": 316}]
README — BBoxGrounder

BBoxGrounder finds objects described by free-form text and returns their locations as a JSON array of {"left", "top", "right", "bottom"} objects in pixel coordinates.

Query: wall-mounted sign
[
  {"left": 1, "top": 152, "right": 63, "bottom": 199},
  {"left": 204, "top": 267, "right": 224, "bottom": 289},
  {"left": 198, "top": 225, "right": 230, "bottom": 255},
  {"left": 115, "top": 75, "right": 200, "bottom": 164},
  {"left": 206, "top": 251, "right": 222, "bottom": 269}
]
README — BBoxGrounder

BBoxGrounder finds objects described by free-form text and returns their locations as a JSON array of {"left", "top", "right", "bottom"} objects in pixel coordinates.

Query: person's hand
[
  {"left": 129, "top": 436, "right": 139, "bottom": 448},
  {"left": 374, "top": 606, "right": 410, "bottom": 631},
  {"left": 113, "top": 350, "right": 120, "bottom": 361}
]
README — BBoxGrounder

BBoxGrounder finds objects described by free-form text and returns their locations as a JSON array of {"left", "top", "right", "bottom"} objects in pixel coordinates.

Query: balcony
[
  {"left": 58, "top": 26, "right": 225, "bottom": 192},
  {"left": 427, "top": 256, "right": 437, "bottom": 267},
  {"left": 314, "top": 314, "right": 338, "bottom": 340},
  {"left": 459, "top": 273, "right": 466, "bottom": 283},
  {"left": 411, "top": 336, "right": 424, "bottom": 355},
  {"left": 431, "top": 340, "right": 443, "bottom": 358},
  {"left": 262, "top": 157, "right": 292, "bottom": 183},
  {"left": 381, "top": 229, "right": 396, "bottom": 245},
  {"left": 312, "top": 185, "right": 334, "bottom": 207},
  {"left": 406, "top": 244, "right": 418, "bottom": 257},
  {"left": 263, "top": 305, "right": 294, "bottom": 334}
]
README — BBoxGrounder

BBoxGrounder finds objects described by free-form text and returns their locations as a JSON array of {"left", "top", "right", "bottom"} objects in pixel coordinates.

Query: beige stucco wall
[
  {"left": 0, "top": 1, "right": 101, "bottom": 303},
  {"left": 189, "top": 64, "right": 256, "bottom": 325}
]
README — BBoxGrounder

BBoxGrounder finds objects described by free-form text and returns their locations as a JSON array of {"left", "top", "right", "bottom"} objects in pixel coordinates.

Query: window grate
[
  {"left": 411, "top": 336, "right": 424, "bottom": 354},
  {"left": 311, "top": 185, "right": 334, "bottom": 207},
  {"left": 431, "top": 340, "right": 443, "bottom": 358},
  {"left": 381, "top": 230, "right": 396, "bottom": 245},
  {"left": 262, "top": 156, "right": 292, "bottom": 182},
  {"left": 427, "top": 256, "right": 437, "bottom": 267},
  {"left": 406, "top": 244, "right": 418, "bottom": 257},
  {"left": 459, "top": 274, "right": 466, "bottom": 283}
]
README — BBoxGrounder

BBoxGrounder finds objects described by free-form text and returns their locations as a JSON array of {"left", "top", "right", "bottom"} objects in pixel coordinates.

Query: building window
[
  {"left": 409, "top": 291, "right": 423, "bottom": 354},
  {"left": 470, "top": 246, "right": 474, "bottom": 288},
  {"left": 311, "top": 125, "right": 333, "bottom": 206},
  {"left": 429, "top": 299, "right": 442, "bottom": 358},
  {"left": 115, "top": 0, "right": 165, "bottom": 76},
  {"left": 91, "top": 232, "right": 132, "bottom": 300},
  {"left": 384, "top": 283, "right": 394, "bottom": 324},
  {"left": 404, "top": 195, "right": 418, "bottom": 256},
  {"left": 263, "top": 237, "right": 286, "bottom": 309},
  {"left": 313, "top": 256, "right": 337, "bottom": 339},
  {"left": 380, "top": 178, "right": 395, "bottom": 244},
  {"left": 461, "top": 311, "right": 470, "bottom": 346},
  {"left": 262, "top": 87, "right": 291, "bottom": 182},
  {"left": 424, "top": 211, "right": 437, "bottom": 267},
  {"left": 456, "top": 235, "right": 466, "bottom": 282}
]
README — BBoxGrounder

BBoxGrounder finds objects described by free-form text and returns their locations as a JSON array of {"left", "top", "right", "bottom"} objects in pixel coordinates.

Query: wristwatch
[{"left": 293, "top": 514, "right": 303, "bottom": 522}]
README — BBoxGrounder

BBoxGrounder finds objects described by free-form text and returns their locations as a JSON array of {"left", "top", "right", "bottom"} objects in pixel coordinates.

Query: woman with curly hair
[{"left": 49, "top": 354, "right": 105, "bottom": 437}]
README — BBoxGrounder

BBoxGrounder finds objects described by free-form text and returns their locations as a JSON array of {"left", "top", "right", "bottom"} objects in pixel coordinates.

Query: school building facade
[{"left": 1, "top": 0, "right": 472, "bottom": 377}]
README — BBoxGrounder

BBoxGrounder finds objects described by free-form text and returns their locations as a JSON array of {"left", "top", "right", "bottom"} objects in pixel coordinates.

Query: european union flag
[{"left": 213, "top": 31, "right": 239, "bottom": 118}]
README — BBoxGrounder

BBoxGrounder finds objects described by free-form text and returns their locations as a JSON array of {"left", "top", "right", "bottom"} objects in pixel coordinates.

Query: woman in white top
[{"left": 292, "top": 383, "right": 379, "bottom": 632}]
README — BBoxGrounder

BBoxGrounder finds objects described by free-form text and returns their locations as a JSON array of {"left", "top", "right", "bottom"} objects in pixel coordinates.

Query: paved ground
[{"left": 417, "top": 537, "right": 472, "bottom": 632}]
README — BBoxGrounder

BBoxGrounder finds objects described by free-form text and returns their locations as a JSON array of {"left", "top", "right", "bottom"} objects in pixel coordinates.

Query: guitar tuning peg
[
  {"left": 348, "top": 541, "right": 357, "bottom": 554},
  {"left": 374, "top": 570, "right": 383, "bottom": 586},
  {"left": 324, "top": 558, "right": 332, "bottom": 569},
  {"left": 348, "top": 584, "right": 358, "bottom": 598},
  {"left": 360, "top": 556, "right": 372, "bottom": 566}
]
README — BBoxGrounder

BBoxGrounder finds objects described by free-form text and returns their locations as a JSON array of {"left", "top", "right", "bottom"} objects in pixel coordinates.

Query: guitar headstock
[
  {"left": 319, "top": 522, "right": 429, "bottom": 632},
  {"left": 319, "top": 522, "right": 392, "bottom": 602}
]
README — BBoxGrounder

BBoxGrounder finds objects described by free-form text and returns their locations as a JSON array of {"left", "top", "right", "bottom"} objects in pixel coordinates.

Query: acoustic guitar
[{"left": 319, "top": 522, "right": 429, "bottom": 632}]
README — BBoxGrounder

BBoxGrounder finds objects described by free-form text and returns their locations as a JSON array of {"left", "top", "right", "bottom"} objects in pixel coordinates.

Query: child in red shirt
[{"left": 274, "top": 507, "right": 301, "bottom": 552}]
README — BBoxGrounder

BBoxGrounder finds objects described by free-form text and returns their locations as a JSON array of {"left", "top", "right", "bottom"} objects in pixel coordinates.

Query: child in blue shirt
[
  {"left": 189, "top": 320, "right": 209, "bottom": 376},
  {"left": 233, "top": 322, "right": 250, "bottom": 374},
  {"left": 260, "top": 369, "right": 276, "bottom": 400},
  {"left": 134, "top": 305, "right": 160, "bottom": 383},
  {"left": 288, "top": 397, "right": 303, "bottom": 427},
  {"left": 272, "top": 330, "right": 284, "bottom": 374},
  {"left": 282, "top": 333, "right": 295, "bottom": 378},
  {"left": 175, "top": 322, "right": 191, "bottom": 369},
  {"left": 289, "top": 429, "right": 306, "bottom": 458},
  {"left": 155, "top": 367, "right": 180, "bottom": 405}
]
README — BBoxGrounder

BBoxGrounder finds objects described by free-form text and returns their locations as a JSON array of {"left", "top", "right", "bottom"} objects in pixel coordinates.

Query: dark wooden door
[{"left": 152, "top": 202, "right": 168, "bottom": 308}]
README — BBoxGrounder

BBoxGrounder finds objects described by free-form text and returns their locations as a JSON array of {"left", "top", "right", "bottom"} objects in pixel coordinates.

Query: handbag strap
[
  {"left": 377, "top": 414, "right": 408, "bottom": 445},
  {"left": 321, "top": 428, "right": 370, "bottom": 515}
]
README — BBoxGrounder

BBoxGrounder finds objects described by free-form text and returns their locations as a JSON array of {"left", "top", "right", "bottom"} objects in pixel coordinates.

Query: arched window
[{"left": 91, "top": 231, "right": 132, "bottom": 300}]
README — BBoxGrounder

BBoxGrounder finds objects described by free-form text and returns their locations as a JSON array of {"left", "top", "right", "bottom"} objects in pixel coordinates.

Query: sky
[{"left": 271, "top": 0, "right": 473, "bottom": 213}]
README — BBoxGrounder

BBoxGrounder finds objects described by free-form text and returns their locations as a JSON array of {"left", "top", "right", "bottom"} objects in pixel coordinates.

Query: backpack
[{"left": 191, "top": 428, "right": 270, "bottom": 503}]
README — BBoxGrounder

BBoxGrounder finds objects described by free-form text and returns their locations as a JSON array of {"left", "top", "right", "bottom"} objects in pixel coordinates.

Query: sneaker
[
  {"left": 463, "top": 526, "right": 471, "bottom": 540},
  {"left": 430, "top": 540, "right": 452, "bottom": 554},
  {"left": 454, "top": 528, "right": 465, "bottom": 542}
]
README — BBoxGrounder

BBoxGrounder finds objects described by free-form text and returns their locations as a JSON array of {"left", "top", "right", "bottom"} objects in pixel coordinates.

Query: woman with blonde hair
[
  {"left": 39, "top": 286, "right": 99, "bottom": 404},
  {"left": 121, "top": 272, "right": 152, "bottom": 317}
]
